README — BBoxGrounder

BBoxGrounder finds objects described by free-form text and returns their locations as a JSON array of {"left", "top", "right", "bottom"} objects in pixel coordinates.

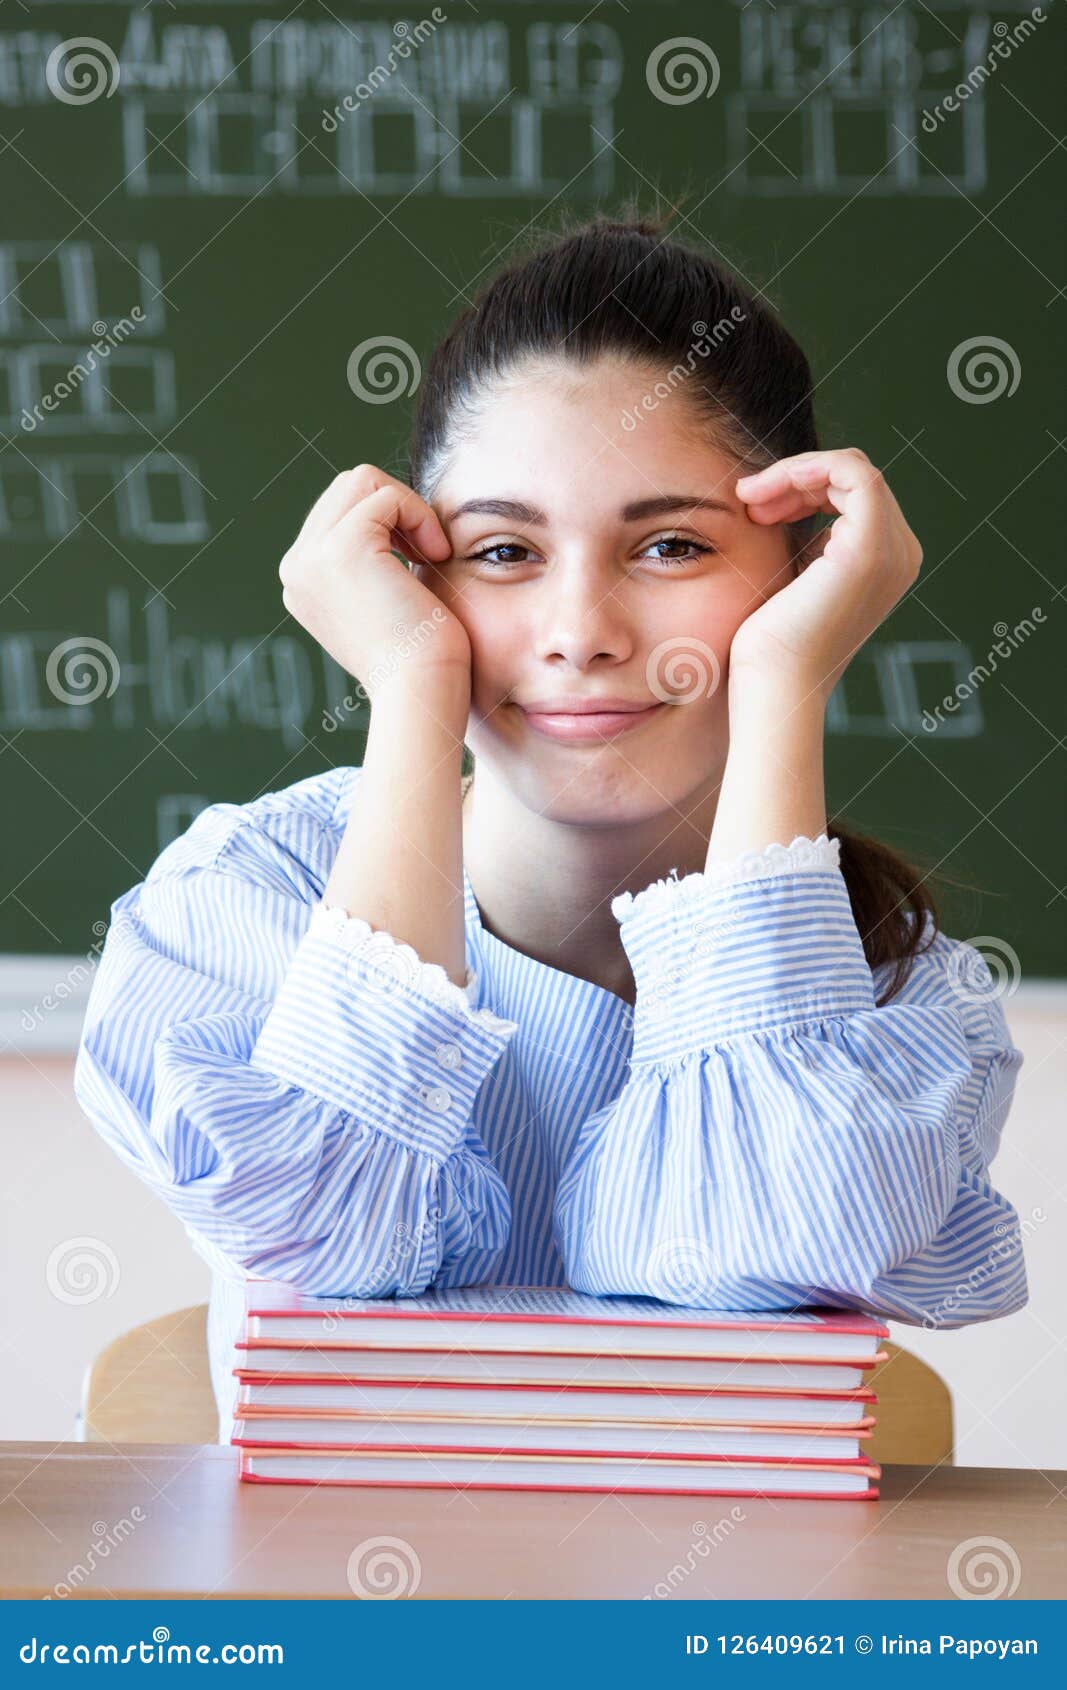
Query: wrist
[
  {"left": 709, "top": 674, "right": 828, "bottom": 862},
  {"left": 727, "top": 667, "right": 828, "bottom": 736},
  {"left": 372, "top": 660, "right": 471, "bottom": 721}
]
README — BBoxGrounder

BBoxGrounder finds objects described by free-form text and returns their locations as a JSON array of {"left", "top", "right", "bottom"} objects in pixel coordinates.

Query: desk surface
[{"left": 0, "top": 1444, "right": 1063, "bottom": 1600}]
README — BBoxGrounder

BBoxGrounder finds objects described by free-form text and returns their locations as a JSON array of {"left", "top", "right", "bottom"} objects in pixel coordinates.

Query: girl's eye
[
  {"left": 466, "top": 543, "right": 532, "bottom": 570},
  {"left": 467, "top": 536, "right": 715, "bottom": 572},
  {"left": 642, "top": 535, "right": 715, "bottom": 568}
]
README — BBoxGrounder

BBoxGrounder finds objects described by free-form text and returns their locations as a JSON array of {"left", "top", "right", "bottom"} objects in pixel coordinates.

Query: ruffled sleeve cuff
[
  {"left": 612, "top": 835, "right": 877, "bottom": 1066},
  {"left": 249, "top": 900, "right": 519, "bottom": 1161},
  {"left": 313, "top": 901, "right": 514, "bottom": 1033}
]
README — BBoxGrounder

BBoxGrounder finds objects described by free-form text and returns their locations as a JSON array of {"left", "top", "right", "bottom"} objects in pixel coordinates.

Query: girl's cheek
[{"left": 456, "top": 612, "right": 509, "bottom": 693}]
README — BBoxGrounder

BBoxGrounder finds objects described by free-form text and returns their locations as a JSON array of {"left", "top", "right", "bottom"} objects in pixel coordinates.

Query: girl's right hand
[{"left": 278, "top": 464, "right": 471, "bottom": 701}]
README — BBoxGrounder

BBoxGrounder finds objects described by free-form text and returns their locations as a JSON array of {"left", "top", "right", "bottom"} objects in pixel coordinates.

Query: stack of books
[{"left": 232, "top": 1282, "right": 887, "bottom": 1499}]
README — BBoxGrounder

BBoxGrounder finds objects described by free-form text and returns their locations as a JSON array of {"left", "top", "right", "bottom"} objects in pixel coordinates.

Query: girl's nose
[{"left": 531, "top": 561, "right": 632, "bottom": 668}]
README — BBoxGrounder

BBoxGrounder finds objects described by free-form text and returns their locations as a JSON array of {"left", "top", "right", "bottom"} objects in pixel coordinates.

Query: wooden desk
[{"left": 0, "top": 1444, "right": 1063, "bottom": 1600}]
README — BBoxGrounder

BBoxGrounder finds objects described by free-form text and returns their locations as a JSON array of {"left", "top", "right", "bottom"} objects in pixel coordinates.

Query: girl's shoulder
[
  {"left": 147, "top": 764, "right": 365, "bottom": 892},
  {"left": 872, "top": 908, "right": 1020, "bottom": 1058}
]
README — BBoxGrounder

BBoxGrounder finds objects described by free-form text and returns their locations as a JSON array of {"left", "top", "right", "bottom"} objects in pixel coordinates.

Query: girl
[{"left": 74, "top": 211, "right": 1027, "bottom": 1442}]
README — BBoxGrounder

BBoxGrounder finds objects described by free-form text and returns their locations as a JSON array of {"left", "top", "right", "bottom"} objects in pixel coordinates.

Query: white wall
[{"left": 1, "top": 982, "right": 1063, "bottom": 1465}]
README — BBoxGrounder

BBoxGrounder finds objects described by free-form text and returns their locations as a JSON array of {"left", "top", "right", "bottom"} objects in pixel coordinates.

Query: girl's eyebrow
[{"left": 443, "top": 494, "right": 736, "bottom": 526}]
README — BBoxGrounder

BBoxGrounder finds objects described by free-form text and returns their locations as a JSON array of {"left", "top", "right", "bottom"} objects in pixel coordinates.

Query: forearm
[
  {"left": 707, "top": 675, "right": 828, "bottom": 866},
  {"left": 324, "top": 668, "right": 472, "bottom": 988}
]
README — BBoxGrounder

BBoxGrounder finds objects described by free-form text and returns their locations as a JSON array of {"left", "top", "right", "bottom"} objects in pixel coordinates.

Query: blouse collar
[{"left": 461, "top": 861, "right": 634, "bottom": 1051}]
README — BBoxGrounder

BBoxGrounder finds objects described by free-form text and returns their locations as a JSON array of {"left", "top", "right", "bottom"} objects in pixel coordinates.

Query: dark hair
[{"left": 408, "top": 204, "right": 940, "bottom": 1005}]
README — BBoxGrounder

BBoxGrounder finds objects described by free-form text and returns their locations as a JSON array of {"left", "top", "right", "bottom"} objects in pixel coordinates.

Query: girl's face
[{"left": 416, "top": 357, "right": 794, "bottom": 824}]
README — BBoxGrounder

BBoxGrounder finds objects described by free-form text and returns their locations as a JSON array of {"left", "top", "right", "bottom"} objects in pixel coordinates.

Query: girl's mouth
[{"left": 519, "top": 704, "right": 665, "bottom": 742}]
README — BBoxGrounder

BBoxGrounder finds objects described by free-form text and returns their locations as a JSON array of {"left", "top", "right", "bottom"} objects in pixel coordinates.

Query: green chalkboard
[{"left": 2, "top": 0, "right": 1063, "bottom": 978}]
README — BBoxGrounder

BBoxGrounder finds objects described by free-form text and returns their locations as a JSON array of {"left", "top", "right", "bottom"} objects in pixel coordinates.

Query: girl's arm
[
  {"left": 74, "top": 746, "right": 519, "bottom": 1299},
  {"left": 75, "top": 465, "right": 520, "bottom": 1298},
  {"left": 552, "top": 843, "right": 1027, "bottom": 1328},
  {"left": 553, "top": 449, "right": 1027, "bottom": 1328}
]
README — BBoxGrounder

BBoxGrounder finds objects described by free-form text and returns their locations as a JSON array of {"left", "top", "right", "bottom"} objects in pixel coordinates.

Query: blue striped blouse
[{"left": 73, "top": 764, "right": 1028, "bottom": 1441}]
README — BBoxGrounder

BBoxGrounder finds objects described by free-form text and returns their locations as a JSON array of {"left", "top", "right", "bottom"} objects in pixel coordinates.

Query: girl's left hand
[{"left": 730, "top": 448, "right": 923, "bottom": 701}]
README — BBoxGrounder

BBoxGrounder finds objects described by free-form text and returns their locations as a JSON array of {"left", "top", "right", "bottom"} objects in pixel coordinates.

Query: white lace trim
[
  {"left": 312, "top": 901, "right": 518, "bottom": 1035},
  {"left": 611, "top": 834, "right": 841, "bottom": 920}
]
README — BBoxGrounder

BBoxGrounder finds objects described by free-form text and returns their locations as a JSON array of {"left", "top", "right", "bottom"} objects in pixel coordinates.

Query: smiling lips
[{"left": 518, "top": 699, "right": 666, "bottom": 741}]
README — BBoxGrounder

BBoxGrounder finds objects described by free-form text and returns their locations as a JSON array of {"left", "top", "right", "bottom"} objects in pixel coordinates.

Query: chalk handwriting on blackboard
[
  {"left": 0, "top": 18, "right": 623, "bottom": 198},
  {"left": 728, "top": 2, "right": 1030, "bottom": 195},
  {"left": 0, "top": 241, "right": 165, "bottom": 337},
  {"left": 826, "top": 641, "right": 983, "bottom": 737},
  {"left": 0, "top": 588, "right": 365, "bottom": 752},
  {"left": 0, "top": 595, "right": 984, "bottom": 744},
  {"left": 3, "top": 6, "right": 1041, "bottom": 198},
  {"left": 0, "top": 453, "right": 208, "bottom": 543},
  {"left": 2, "top": 344, "right": 176, "bottom": 434}
]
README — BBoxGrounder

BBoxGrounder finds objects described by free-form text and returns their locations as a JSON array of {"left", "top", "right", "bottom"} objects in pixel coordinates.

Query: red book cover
[
  {"left": 238, "top": 1446, "right": 881, "bottom": 1501},
  {"left": 232, "top": 1419, "right": 874, "bottom": 1453},
  {"left": 232, "top": 1370, "right": 878, "bottom": 1407},
  {"left": 237, "top": 1336, "right": 888, "bottom": 1367},
  {"left": 233, "top": 1373, "right": 878, "bottom": 1428},
  {"left": 244, "top": 1277, "right": 890, "bottom": 1340}
]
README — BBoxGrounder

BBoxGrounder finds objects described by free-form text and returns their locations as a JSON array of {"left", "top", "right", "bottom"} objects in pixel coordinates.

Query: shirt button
[
  {"left": 434, "top": 1042, "right": 463, "bottom": 1070},
  {"left": 422, "top": 1085, "right": 453, "bottom": 1114}
]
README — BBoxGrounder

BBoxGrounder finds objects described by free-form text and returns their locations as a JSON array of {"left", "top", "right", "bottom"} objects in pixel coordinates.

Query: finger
[
  {"left": 738, "top": 455, "right": 881, "bottom": 545},
  {"left": 740, "top": 485, "right": 837, "bottom": 525},
  {"left": 296, "top": 466, "right": 376, "bottom": 543},
  {"left": 736, "top": 449, "right": 880, "bottom": 505},
  {"left": 390, "top": 525, "right": 444, "bottom": 569},
  {"left": 296, "top": 466, "right": 452, "bottom": 562},
  {"left": 330, "top": 482, "right": 452, "bottom": 565}
]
